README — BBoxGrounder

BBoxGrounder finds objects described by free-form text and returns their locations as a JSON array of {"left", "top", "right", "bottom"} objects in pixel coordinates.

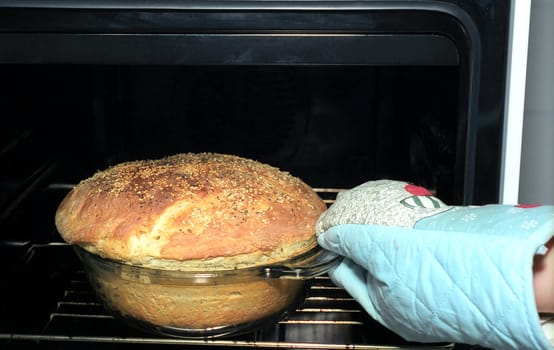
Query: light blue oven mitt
[{"left": 316, "top": 180, "right": 554, "bottom": 350}]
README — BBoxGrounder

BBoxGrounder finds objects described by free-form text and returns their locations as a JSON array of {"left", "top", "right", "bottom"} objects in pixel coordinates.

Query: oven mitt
[{"left": 316, "top": 179, "right": 554, "bottom": 350}]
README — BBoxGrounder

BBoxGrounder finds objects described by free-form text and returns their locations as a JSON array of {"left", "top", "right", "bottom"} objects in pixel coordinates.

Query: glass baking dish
[{"left": 74, "top": 245, "right": 342, "bottom": 338}]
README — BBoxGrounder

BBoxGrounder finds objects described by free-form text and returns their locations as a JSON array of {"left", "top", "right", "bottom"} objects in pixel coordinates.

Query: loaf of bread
[{"left": 55, "top": 152, "right": 326, "bottom": 270}]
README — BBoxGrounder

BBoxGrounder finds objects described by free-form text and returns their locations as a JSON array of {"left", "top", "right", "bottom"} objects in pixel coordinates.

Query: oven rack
[
  {"left": 0, "top": 186, "right": 455, "bottom": 349},
  {"left": 2, "top": 265, "right": 453, "bottom": 350}
]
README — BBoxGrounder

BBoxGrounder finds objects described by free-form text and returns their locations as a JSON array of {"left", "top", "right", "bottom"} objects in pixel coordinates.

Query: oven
[{"left": 0, "top": 0, "right": 525, "bottom": 349}]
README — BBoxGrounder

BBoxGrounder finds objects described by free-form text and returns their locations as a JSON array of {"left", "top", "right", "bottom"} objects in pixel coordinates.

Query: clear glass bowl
[{"left": 74, "top": 245, "right": 342, "bottom": 338}]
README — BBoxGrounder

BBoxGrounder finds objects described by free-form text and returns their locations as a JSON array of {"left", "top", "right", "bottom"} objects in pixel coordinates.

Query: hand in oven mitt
[{"left": 316, "top": 179, "right": 554, "bottom": 350}]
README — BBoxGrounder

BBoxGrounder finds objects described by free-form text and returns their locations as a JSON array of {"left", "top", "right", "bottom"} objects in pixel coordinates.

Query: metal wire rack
[{"left": 0, "top": 187, "right": 454, "bottom": 349}]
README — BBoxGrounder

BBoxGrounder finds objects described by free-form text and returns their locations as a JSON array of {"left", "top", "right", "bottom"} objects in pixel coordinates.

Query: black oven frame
[{"left": 0, "top": 0, "right": 509, "bottom": 204}]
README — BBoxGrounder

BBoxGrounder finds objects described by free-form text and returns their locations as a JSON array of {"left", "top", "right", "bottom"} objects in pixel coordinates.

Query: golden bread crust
[{"left": 55, "top": 153, "right": 326, "bottom": 269}]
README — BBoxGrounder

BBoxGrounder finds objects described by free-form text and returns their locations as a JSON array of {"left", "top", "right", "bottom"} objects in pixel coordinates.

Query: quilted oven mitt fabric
[{"left": 316, "top": 179, "right": 554, "bottom": 350}]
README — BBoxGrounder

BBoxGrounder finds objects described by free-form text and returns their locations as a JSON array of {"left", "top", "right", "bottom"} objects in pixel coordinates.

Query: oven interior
[
  {"left": 0, "top": 63, "right": 466, "bottom": 349},
  {"left": 1, "top": 64, "right": 460, "bottom": 189}
]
